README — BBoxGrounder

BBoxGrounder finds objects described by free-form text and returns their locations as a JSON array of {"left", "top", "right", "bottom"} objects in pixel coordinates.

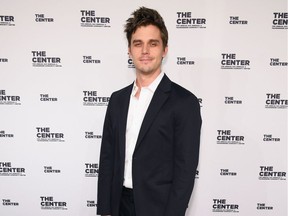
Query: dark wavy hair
[{"left": 124, "top": 7, "right": 168, "bottom": 48}]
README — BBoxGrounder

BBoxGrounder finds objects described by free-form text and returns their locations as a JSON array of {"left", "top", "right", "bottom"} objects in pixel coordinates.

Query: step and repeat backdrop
[{"left": 0, "top": 0, "right": 287, "bottom": 215}]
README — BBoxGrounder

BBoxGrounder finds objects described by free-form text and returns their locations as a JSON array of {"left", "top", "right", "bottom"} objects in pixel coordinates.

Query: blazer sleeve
[
  {"left": 164, "top": 93, "right": 202, "bottom": 216},
  {"left": 97, "top": 93, "right": 115, "bottom": 215}
]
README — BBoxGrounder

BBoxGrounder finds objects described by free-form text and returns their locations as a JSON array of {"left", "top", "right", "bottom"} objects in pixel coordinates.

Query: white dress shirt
[{"left": 123, "top": 72, "right": 164, "bottom": 188}]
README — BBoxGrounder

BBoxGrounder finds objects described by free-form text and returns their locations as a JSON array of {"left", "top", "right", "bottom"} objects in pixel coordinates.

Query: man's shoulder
[
  {"left": 110, "top": 83, "right": 133, "bottom": 98},
  {"left": 170, "top": 80, "right": 198, "bottom": 102},
  {"left": 168, "top": 80, "right": 201, "bottom": 113}
]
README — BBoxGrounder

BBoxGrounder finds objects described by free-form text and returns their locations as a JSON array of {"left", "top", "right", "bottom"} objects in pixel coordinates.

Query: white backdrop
[{"left": 0, "top": 0, "right": 287, "bottom": 215}]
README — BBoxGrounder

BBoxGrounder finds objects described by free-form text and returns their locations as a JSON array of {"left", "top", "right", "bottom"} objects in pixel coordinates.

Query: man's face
[{"left": 129, "top": 24, "right": 168, "bottom": 76}]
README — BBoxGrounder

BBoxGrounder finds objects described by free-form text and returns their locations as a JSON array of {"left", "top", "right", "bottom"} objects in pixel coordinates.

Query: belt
[{"left": 122, "top": 186, "right": 133, "bottom": 195}]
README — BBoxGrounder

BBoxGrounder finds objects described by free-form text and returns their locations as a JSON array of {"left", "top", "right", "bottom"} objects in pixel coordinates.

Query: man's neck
[{"left": 135, "top": 70, "right": 161, "bottom": 88}]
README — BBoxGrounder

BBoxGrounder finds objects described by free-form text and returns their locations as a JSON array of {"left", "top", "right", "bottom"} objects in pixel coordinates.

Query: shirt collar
[{"left": 132, "top": 72, "right": 164, "bottom": 96}]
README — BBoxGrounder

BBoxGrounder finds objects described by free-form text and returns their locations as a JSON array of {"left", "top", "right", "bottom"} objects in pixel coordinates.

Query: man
[{"left": 97, "top": 7, "right": 201, "bottom": 216}]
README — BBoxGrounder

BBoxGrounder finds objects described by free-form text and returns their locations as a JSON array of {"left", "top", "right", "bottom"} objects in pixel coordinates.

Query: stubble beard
[{"left": 135, "top": 60, "right": 161, "bottom": 77}]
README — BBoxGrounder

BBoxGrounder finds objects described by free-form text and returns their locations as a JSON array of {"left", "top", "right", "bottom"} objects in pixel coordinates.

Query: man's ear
[
  {"left": 128, "top": 47, "right": 131, "bottom": 58},
  {"left": 162, "top": 46, "right": 168, "bottom": 58}
]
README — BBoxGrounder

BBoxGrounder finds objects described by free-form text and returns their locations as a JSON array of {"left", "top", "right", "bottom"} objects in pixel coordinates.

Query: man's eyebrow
[
  {"left": 132, "top": 39, "right": 160, "bottom": 43},
  {"left": 149, "top": 39, "right": 160, "bottom": 43},
  {"left": 132, "top": 39, "right": 142, "bottom": 44}
]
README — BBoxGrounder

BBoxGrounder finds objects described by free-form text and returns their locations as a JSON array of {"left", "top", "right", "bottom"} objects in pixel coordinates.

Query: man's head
[{"left": 124, "top": 7, "right": 168, "bottom": 49}]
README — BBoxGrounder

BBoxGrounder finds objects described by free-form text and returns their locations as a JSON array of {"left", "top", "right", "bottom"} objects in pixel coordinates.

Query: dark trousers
[{"left": 119, "top": 187, "right": 136, "bottom": 216}]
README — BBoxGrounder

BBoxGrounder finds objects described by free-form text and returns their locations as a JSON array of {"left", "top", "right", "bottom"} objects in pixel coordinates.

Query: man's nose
[{"left": 142, "top": 44, "right": 149, "bottom": 54}]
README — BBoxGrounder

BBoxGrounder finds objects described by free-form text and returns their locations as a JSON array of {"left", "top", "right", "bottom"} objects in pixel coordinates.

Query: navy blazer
[{"left": 97, "top": 74, "right": 202, "bottom": 216}]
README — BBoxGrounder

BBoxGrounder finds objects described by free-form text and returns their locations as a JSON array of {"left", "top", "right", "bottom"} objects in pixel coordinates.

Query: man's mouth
[{"left": 140, "top": 58, "right": 152, "bottom": 63}]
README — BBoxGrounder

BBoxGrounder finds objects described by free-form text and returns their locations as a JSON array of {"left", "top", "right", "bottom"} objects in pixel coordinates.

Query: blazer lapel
[
  {"left": 134, "top": 74, "right": 172, "bottom": 152},
  {"left": 118, "top": 84, "right": 133, "bottom": 160}
]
